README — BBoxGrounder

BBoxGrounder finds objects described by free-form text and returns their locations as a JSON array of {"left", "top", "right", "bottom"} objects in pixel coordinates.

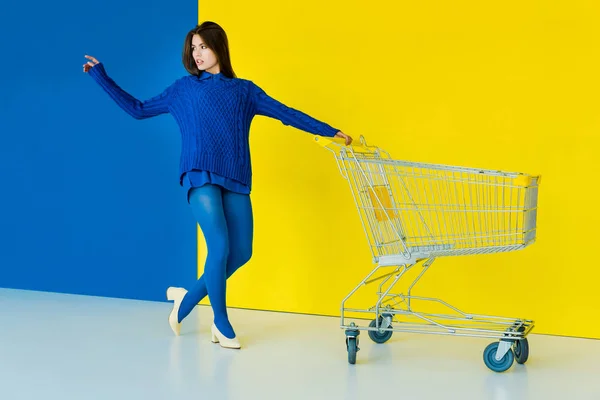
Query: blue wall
[{"left": 0, "top": 0, "right": 198, "bottom": 301}]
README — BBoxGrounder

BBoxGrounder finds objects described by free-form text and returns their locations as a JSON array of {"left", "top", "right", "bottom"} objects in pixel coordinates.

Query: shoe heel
[
  {"left": 167, "top": 287, "right": 182, "bottom": 301},
  {"left": 211, "top": 324, "right": 240, "bottom": 349}
]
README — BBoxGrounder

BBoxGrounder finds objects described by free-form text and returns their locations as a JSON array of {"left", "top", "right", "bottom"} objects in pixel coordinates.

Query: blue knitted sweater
[{"left": 88, "top": 64, "right": 339, "bottom": 188}]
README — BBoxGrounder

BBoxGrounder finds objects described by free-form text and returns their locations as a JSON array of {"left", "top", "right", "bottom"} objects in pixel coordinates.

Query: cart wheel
[
  {"left": 483, "top": 342, "right": 514, "bottom": 372},
  {"left": 368, "top": 318, "right": 393, "bottom": 344},
  {"left": 347, "top": 337, "right": 358, "bottom": 364},
  {"left": 514, "top": 338, "right": 529, "bottom": 364},
  {"left": 513, "top": 325, "right": 529, "bottom": 364}
]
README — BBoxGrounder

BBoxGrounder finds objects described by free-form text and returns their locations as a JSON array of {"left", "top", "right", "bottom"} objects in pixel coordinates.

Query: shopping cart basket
[{"left": 315, "top": 135, "right": 540, "bottom": 372}]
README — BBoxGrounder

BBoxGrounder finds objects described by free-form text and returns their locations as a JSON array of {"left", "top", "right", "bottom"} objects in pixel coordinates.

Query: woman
[{"left": 83, "top": 21, "right": 352, "bottom": 349}]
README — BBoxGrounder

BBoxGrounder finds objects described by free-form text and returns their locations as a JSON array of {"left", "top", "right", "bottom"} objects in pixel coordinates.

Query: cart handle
[
  {"left": 314, "top": 135, "right": 373, "bottom": 153},
  {"left": 315, "top": 135, "right": 372, "bottom": 180}
]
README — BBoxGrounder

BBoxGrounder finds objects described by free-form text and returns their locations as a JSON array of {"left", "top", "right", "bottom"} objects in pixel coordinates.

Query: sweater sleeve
[
  {"left": 250, "top": 82, "right": 339, "bottom": 137},
  {"left": 88, "top": 63, "right": 176, "bottom": 120}
]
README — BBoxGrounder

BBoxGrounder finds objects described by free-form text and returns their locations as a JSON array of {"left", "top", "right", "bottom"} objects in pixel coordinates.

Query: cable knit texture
[{"left": 88, "top": 64, "right": 339, "bottom": 188}]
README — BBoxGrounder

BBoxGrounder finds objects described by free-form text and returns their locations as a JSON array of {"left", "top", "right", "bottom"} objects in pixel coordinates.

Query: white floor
[{"left": 0, "top": 288, "right": 598, "bottom": 400}]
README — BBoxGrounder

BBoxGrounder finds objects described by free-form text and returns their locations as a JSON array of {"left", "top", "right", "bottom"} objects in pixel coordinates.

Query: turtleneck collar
[{"left": 198, "top": 70, "right": 232, "bottom": 81}]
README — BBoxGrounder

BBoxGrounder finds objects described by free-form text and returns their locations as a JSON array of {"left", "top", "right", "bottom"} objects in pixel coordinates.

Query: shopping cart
[{"left": 315, "top": 135, "right": 540, "bottom": 372}]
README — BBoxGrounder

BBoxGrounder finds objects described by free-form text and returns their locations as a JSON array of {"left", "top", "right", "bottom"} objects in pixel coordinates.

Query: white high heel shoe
[
  {"left": 211, "top": 323, "right": 241, "bottom": 349},
  {"left": 166, "top": 287, "right": 187, "bottom": 336}
]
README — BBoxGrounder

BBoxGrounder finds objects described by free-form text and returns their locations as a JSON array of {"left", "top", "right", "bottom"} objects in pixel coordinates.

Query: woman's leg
[
  {"left": 176, "top": 189, "right": 254, "bottom": 337},
  {"left": 177, "top": 184, "right": 235, "bottom": 338},
  {"left": 222, "top": 190, "right": 254, "bottom": 278}
]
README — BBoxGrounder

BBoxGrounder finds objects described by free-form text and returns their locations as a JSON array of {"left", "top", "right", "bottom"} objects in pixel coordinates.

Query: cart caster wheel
[
  {"left": 368, "top": 318, "right": 393, "bottom": 344},
  {"left": 514, "top": 338, "right": 529, "bottom": 364},
  {"left": 347, "top": 337, "right": 358, "bottom": 364},
  {"left": 513, "top": 326, "right": 529, "bottom": 364},
  {"left": 345, "top": 326, "right": 360, "bottom": 365},
  {"left": 483, "top": 342, "right": 514, "bottom": 372}
]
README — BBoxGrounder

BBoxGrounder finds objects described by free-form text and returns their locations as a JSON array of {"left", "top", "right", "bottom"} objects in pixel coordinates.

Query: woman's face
[{"left": 192, "top": 34, "right": 219, "bottom": 74}]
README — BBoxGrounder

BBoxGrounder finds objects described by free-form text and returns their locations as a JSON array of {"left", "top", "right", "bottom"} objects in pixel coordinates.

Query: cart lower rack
[{"left": 316, "top": 135, "right": 540, "bottom": 372}]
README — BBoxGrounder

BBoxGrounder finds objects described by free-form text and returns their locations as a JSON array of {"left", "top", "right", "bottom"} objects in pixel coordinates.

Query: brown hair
[{"left": 182, "top": 21, "right": 236, "bottom": 78}]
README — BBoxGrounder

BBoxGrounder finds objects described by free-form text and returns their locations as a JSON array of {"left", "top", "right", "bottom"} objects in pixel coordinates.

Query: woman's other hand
[
  {"left": 83, "top": 55, "right": 100, "bottom": 73},
  {"left": 335, "top": 131, "right": 353, "bottom": 146}
]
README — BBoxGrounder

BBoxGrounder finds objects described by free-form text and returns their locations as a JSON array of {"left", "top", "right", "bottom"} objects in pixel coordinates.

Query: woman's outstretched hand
[
  {"left": 335, "top": 131, "right": 353, "bottom": 146},
  {"left": 83, "top": 55, "right": 100, "bottom": 73}
]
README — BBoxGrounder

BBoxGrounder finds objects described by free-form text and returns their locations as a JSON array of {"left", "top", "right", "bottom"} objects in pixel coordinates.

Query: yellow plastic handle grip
[{"left": 314, "top": 136, "right": 372, "bottom": 152}]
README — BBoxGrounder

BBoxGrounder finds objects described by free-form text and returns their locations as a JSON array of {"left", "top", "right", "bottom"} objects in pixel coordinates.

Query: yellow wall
[{"left": 198, "top": 1, "right": 600, "bottom": 339}]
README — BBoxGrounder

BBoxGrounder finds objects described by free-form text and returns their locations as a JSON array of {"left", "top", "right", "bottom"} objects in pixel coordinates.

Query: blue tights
[{"left": 177, "top": 184, "right": 253, "bottom": 339}]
